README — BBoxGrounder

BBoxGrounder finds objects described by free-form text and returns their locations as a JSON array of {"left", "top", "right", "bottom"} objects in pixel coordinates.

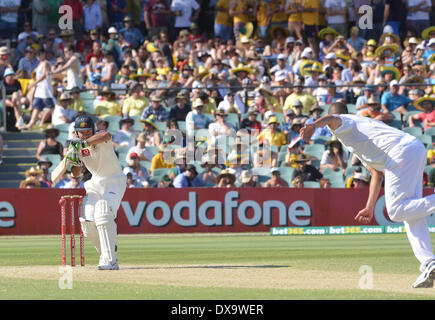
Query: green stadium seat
[
  {"left": 226, "top": 113, "right": 240, "bottom": 130},
  {"left": 304, "top": 143, "right": 325, "bottom": 160},
  {"left": 313, "top": 136, "right": 332, "bottom": 145},
  {"left": 303, "top": 181, "right": 320, "bottom": 188},
  {"left": 418, "top": 135, "right": 432, "bottom": 147},
  {"left": 403, "top": 126, "right": 423, "bottom": 137},
  {"left": 347, "top": 104, "right": 357, "bottom": 114},
  {"left": 102, "top": 115, "right": 122, "bottom": 134},
  {"left": 152, "top": 168, "right": 169, "bottom": 177},
  {"left": 54, "top": 123, "right": 70, "bottom": 133}
]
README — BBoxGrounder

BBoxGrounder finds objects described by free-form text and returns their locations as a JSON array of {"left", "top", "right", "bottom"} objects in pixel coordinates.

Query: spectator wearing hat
[
  {"left": 239, "top": 170, "right": 260, "bottom": 187},
  {"left": 138, "top": 114, "right": 162, "bottom": 146},
  {"left": 264, "top": 167, "right": 289, "bottom": 188},
  {"left": 214, "top": 168, "right": 236, "bottom": 188},
  {"left": 113, "top": 117, "right": 138, "bottom": 148},
  {"left": 123, "top": 152, "right": 150, "bottom": 187},
  {"left": 122, "top": 83, "right": 149, "bottom": 117},
  {"left": 292, "top": 153, "right": 323, "bottom": 182},
  {"left": 360, "top": 96, "right": 393, "bottom": 123},
  {"left": 291, "top": 175, "right": 304, "bottom": 188},
  {"left": 140, "top": 94, "right": 168, "bottom": 122},
  {"left": 25, "top": 165, "right": 50, "bottom": 188},
  {"left": 94, "top": 86, "right": 122, "bottom": 117},
  {"left": 305, "top": 105, "right": 332, "bottom": 140},
  {"left": 229, "top": 0, "right": 254, "bottom": 41},
  {"left": 284, "top": 137, "right": 303, "bottom": 169},
  {"left": 300, "top": 0, "right": 321, "bottom": 56},
  {"left": 423, "top": 38, "right": 435, "bottom": 61},
  {"left": 19, "top": 177, "right": 41, "bottom": 189},
  {"left": 150, "top": 144, "right": 176, "bottom": 174},
  {"left": 270, "top": 53, "right": 294, "bottom": 81},
  {"left": 288, "top": 117, "right": 305, "bottom": 143},
  {"left": 51, "top": 92, "right": 77, "bottom": 126},
  {"left": 282, "top": 108, "right": 296, "bottom": 136},
  {"left": 173, "top": 164, "right": 205, "bottom": 188},
  {"left": 350, "top": 171, "right": 371, "bottom": 188},
  {"left": 125, "top": 132, "right": 154, "bottom": 163},
  {"left": 208, "top": 109, "right": 236, "bottom": 144},
  {"left": 168, "top": 91, "right": 191, "bottom": 122},
  {"left": 257, "top": 116, "right": 287, "bottom": 148},
  {"left": 185, "top": 98, "right": 211, "bottom": 136},
  {"left": 381, "top": 80, "right": 412, "bottom": 119},
  {"left": 240, "top": 107, "right": 262, "bottom": 135},
  {"left": 409, "top": 96, "right": 435, "bottom": 131},
  {"left": 283, "top": 81, "right": 318, "bottom": 115},
  {"left": 17, "top": 46, "right": 38, "bottom": 76},
  {"left": 120, "top": 15, "right": 144, "bottom": 49},
  {"left": 355, "top": 86, "right": 376, "bottom": 115},
  {"left": 320, "top": 137, "right": 348, "bottom": 174},
  {"left": 286, "top": 99, "right": 309, "bottom": 123}
]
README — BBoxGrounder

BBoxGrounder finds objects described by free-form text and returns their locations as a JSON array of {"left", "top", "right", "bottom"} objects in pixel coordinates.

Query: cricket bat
[{"left": 51, "top": 157, "right": 68, "bottom": 184}]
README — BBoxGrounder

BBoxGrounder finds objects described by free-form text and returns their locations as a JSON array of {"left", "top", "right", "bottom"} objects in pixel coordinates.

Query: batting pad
[
  {"left": 94, "top": 200, "right": 117, "bottom": 264},
  {"left": 79, "top": 218, "right": 101, "bottom": 254}
]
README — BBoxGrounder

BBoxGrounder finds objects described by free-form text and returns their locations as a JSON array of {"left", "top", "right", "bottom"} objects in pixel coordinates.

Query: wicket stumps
[{"left": 60, "top": 195, "right": 85, "bottom": 267}]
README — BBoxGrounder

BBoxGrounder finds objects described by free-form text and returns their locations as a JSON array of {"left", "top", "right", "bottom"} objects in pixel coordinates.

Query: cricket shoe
[
  {"left": 412, "top": 260, "right": 435, "bottom": 288},
  {"left": 98, "top": 259, "right": 119, "bottom": 270}
]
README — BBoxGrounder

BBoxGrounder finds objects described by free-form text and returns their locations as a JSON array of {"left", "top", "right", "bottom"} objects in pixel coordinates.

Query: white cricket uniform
[
  {"left": 78, "top": 135, "right": 127, "bottom": 221},
  {"left": 331, "top": 114, "right": 435, "bottom": 270}
]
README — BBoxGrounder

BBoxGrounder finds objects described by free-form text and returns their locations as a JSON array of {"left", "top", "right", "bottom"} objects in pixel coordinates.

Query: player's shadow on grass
[{"left": 123, "top": 265, "right": 290, "bottom": 270}]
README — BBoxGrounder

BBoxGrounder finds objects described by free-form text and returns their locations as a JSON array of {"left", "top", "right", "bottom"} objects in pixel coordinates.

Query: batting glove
[
  {"left": 66, "top": 145, "right": 82, "bottom": 167},
  {"left": 70, "top": 138, "right": 88, "bottom": 150}
]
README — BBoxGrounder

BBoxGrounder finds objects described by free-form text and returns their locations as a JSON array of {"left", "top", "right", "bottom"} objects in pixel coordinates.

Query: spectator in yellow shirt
[
  {"left": 229, "top": 0, "right": 256, "bottom": 40},
  {"left": 301, "top": 0, "right": 321, "bottom": 57},
  {"left": 69, "top": 87, "right": 84, "bottom": 112},
  {"left": 257, "top": 116, "right": 287, "bottom": 147},
  {"left": 94, "top": 86, "right": 122, "bottom": 117},
  {"left": 214, "top": 0, "right": 233, "bottom": 41},
  {"left": 270, "top": 0, "right": 288, "bottom": 30},
  {"left": 285, "top": 0, "right": 303, "bottom": 40},
  {"left": 150, "top": 144, "right": 175, "bottom": 174},
  {"left": 256, "top": 0, "right": 271, "bottom": 39},
  {"left": 122, "top": 83, "right": 149, "bottom": 117},
  {"left": 283, "top": 80, "right": 318, "bottom": 115}
]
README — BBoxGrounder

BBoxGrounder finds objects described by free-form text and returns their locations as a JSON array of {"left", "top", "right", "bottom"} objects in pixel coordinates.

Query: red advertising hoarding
[{"left": 0, "top": 188, "right": 433, "bottom": 235}]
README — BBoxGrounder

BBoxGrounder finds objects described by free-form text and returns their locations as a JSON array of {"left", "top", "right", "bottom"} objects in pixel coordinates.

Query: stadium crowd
[{"left": 1, "top": 0, "right": 435, "bottom": 189}]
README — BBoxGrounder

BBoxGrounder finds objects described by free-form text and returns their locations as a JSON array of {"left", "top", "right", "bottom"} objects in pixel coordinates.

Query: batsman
[{"left": 66, "top": 115, "right": 127, "bottom": 270}]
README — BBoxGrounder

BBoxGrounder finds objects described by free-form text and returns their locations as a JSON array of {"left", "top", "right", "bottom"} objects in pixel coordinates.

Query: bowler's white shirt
[{"left": 330, "top": 114, "right": 416, "bottom": 172}]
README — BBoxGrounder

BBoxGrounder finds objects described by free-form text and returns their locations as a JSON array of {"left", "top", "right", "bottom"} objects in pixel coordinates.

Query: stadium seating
[
  {"left": 303, "top": 181, "right": 320, "bottom": 188},
  {"left": 403, "top": 126, "right": 423, "bottom": 138},
  {"left": 102, "top": 115, "right": 122, "bottom": 134},
  {"left": 304, "top": 144, "right": 325, "bottom": 160}
]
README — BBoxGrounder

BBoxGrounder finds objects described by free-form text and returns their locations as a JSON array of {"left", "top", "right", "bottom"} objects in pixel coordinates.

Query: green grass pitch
[{"left": 1, "top": 232, "right": 435, "bottom": 300}]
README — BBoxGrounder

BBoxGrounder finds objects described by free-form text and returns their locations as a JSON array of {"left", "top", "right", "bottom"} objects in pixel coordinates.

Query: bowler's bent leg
[{"left": 385, "top": 140, "right": 435, "bottom": 268}]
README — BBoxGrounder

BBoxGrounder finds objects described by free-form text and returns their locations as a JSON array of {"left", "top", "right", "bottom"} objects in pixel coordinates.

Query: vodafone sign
[{"left": 0, "top": 188, "right": 433, "bottom": 235}]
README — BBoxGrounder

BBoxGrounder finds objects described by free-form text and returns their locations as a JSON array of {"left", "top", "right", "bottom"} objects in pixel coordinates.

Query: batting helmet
[{"left": 74, "top": 115, "right": 95, "bottom": 133}]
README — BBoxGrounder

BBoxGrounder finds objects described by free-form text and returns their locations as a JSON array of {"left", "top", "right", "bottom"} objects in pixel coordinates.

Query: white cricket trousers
[
  {"left": 83, "top": 173, "right": 127, "bottom": 221},
  {"left": 384, "top": 137, "right": 435, "bottom": 271}
]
